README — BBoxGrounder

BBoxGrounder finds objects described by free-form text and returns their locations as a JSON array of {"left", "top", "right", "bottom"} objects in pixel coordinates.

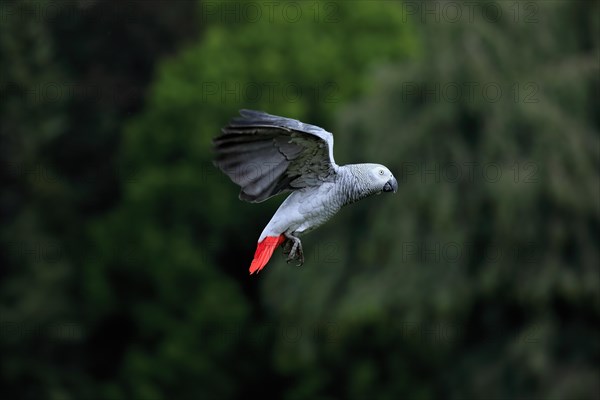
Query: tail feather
[{"left": 249, "top": 235, "right": 285, "bottom": 274}]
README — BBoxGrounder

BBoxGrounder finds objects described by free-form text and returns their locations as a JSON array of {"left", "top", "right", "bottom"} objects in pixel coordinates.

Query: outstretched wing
[{"left": 213, "top": 109, "right": 338, "bottom": 203}]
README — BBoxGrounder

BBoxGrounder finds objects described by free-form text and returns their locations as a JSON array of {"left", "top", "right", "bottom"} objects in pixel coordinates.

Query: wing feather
[{"left": 213, "top": 110, "right": 338, "bottom": 202}]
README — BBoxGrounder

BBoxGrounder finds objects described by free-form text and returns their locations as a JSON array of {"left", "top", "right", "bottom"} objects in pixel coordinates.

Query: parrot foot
[
  {"left": 284, "top": 232, "right": 304, "bottom": 267},
  {"left": 282, "top": 239, "right": 293, "bottom": 255}
]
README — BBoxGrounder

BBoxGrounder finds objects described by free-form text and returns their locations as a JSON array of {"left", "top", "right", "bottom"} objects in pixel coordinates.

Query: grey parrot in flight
[{"left": 213, "top": 110, "right": 397, "bottom": 274}]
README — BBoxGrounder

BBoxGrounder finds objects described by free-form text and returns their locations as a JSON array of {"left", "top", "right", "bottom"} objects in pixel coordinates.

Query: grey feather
[{"left": 213, "top": 110, "right": 338, "bottom": 202}]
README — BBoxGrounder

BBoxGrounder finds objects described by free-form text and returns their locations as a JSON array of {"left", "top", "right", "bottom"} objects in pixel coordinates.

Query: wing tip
[
  {"left": 239, "top": 108, "right": 268, "bottom": 116},
  {"left": 238, "top": 109, "right": 269, "bottom": 121}
]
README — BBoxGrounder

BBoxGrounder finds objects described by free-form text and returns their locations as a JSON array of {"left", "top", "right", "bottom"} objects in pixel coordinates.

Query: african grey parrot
[{"left": 213, "top": 110, "right": 397, "bottom": 274}]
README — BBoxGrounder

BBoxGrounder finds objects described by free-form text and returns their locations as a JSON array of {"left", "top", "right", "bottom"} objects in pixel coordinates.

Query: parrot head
[{"left": 367, "top": 164, "right": 398, "bottom": 194}]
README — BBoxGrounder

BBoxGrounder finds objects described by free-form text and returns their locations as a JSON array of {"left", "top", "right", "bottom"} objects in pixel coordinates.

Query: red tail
[{"left": 249, "top": 235, "right": 285, "bottom": 274}]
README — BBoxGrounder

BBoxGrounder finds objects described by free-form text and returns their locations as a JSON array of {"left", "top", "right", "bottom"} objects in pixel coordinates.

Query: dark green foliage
[{"left": 1, "top": 0, "right": 198, "bottom": 398}]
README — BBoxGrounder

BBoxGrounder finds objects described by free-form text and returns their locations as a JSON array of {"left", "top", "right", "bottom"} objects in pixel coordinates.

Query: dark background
[{"left": 1, "top": 1, "right": 598, "bottom": 399}]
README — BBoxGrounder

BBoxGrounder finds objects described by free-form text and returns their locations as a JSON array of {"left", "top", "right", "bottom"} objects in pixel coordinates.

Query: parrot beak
[{"left": 383, "top": 176, "right": 398, "bottom": 193}]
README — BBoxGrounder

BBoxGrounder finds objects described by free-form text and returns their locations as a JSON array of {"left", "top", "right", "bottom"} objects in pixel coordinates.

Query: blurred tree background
[{"left": 1, "top": 1, "right": 598, "bottom": 399}]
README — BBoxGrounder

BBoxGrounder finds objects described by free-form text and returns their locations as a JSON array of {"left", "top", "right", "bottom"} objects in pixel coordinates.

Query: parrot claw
[
  {"left": 296, "top": 245, "right": 304, "bottom": 267},
  {"left": 284, "top": 232, "right": 304, "bottom": 267},
  {"left": 286, "top": 252, "right": 303, "bottom": 267}
]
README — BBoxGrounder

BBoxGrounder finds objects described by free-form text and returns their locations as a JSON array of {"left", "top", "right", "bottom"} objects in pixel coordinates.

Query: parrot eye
[{"left": 379, "top": 169, "right": 384, "bottom": 175}]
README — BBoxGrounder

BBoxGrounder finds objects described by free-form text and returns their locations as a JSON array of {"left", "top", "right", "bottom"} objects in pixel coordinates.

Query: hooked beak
[{"left": 383, "top": 176, "right": 398, "bottom": 193}]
